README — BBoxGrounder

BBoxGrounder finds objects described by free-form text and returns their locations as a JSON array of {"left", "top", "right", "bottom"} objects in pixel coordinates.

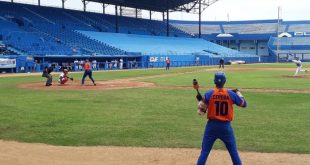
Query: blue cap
[{"left": 214, "top": 72, "right": 226, "bottom": 85}]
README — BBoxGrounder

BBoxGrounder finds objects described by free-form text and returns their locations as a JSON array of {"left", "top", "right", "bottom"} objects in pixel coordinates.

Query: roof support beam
[
  {"left": 62, "top": 0, "right": 67, "bottom": 9},
  {"left": 166, "top": 0, "right": 170, "bottom": 37},
  {"left": 102, "top": 3, "right": 105, "bottom": 14},
  {"left": 82, "top": 0, "right": 88, "bottom": 12},
  {"left": 162, "top": 12, "right": 165, "bottom": 21},
  {"left": 115, "top": 5, "right": 119, "bottom": 33}
]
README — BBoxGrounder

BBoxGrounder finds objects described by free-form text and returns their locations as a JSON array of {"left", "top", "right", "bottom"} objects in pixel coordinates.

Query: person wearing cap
[
  {"left": 42, "top": 65, "right": 54, "bottom": 86},
  {"left": 81, "top": 59, "right": 96, "bottom": 86},
  {"left": 58, "top": 69, "right": 73, "bottom": 85},
  {"left": 197, "top": 72, "right": 247, "bottom": 165}
]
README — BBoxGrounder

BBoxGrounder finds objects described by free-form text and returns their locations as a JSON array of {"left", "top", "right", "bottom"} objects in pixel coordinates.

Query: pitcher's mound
[{"left": 282, "top": 75, "right": 310, "bottom": 79}]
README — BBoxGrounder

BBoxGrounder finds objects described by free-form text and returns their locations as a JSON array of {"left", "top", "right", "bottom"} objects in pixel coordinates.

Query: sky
[{"left": 2, "top": 0, "right": 310, "bottom": 21}]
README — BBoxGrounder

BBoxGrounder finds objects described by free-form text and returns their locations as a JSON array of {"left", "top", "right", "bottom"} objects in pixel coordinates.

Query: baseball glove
[
  {"left": 232, "top": 88, "right": 239, "bottom": 93},
  {"left": 70, "top": 77, "right": 74, "bottom": 81},
  {"left": 232, "top": 88, "right": 244, "bottom": 98}
]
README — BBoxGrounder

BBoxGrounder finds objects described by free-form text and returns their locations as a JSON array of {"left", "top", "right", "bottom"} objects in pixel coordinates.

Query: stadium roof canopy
[{"left": 88, "top": 0, "right": 197, "bottom": 12}]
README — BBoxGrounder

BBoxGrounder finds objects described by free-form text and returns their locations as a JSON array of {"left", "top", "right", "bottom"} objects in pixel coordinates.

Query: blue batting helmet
[{"left": 214, "top": 72, "right": 226, "bottom": 85}]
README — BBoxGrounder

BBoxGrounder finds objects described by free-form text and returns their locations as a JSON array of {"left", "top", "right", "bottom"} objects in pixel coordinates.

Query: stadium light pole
[
  {"left": 276, "top": 6, "right": 281, "bottom": 63},
  {"left": 199, "top": 0, "right": 202, "bottom": 38}
]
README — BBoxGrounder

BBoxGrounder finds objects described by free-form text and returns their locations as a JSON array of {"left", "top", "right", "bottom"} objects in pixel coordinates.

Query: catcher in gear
[
  {"left": 58, "top": 69, "right": 73, "bottom": 85},
  {"left": 197, "top": 72, "right": 247, "bottom": 165}
]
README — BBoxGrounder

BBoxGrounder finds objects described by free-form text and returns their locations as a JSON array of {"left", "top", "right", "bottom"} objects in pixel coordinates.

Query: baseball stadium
[{"left": 0, "top": 0, "right": 309, "bottom": 164}]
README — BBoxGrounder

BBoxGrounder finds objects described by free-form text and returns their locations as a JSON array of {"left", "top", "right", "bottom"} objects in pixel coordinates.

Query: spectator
[
  {"left": 74, "top": 59, "right": 79, "bottom": 71},
  {"left": 92, "top": 59, "right": 97, "bottom": 70},
  {"left": 165, "top": 57, "right": 171, "bottom": 70}
]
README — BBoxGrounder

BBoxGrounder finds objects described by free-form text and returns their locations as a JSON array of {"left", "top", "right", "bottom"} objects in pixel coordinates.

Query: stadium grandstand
[
  {"left": 0, "top": 0, "right": 309, "bottom": 73},
  {"left": 171, "top": 19, "right": 310, "bottom": 62}
]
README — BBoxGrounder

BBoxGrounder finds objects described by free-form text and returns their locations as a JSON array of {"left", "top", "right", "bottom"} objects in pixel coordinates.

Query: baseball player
[
  {"left": 196, "top": 72, "right": 247, "bottom": 165},
  {"left": 219, "top": 58, "right": 224, "bottom": 69},
  {"left": 42, "top": 66, "right": 54, "bottom": 86},
  {"left": 292, "top": 57, "right": 308, "bottom": 76},
  {"left": 58, "top": 69, "right": 73, "bottom": 85},
  {"left": 81, "top": 59, "right": 96, "bottom": 86}
]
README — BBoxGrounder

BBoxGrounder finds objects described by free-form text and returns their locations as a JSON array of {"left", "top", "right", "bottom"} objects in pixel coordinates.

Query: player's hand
[{"left": 197, "top": 101, "right": 207, "bottom": 116}]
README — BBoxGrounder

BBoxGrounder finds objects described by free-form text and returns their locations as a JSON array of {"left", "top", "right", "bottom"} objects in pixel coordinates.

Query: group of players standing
[{"left": 42, "top": 59, "right": 96, "bottom": 86}]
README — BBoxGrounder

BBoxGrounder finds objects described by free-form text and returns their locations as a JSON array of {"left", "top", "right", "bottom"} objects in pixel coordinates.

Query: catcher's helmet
[{"left": 214, "top": 72, "right": 226, "bottom": 85}]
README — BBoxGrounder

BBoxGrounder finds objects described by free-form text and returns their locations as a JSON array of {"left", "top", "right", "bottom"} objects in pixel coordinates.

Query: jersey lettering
[{"left": 207, "top": 88, "right": 234, "bottom": 121}]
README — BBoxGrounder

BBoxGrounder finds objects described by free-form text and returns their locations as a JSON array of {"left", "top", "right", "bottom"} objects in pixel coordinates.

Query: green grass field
[{"left": 0, "top": 63, "right": 309, "bottom": 153}]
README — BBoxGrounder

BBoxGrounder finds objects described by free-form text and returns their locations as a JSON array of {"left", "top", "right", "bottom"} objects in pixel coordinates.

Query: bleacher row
[
  {"left": 0, "top": 1, "right": 258, "bottom": 59},
  {"left": 78, "top": 31, "right": 257, "bottom": 58}
]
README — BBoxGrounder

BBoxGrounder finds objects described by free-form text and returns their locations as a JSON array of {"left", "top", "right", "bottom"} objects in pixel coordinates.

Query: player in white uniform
[
  {"left": 292, "top": 57, "right": 308, "bottom": 76},
  {"left": 58, "top": 69, "right": 73, "bottom": 85}
]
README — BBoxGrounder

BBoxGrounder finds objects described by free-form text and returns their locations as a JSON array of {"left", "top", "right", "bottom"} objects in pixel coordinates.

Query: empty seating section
[
  {"left": 288, "top": 24, "right": 310, "bottom": 32},
  {"left": 271, "top": 37, "right": 310, "bottom": 46},
  {"left": 5, "top": 31, "right": 73, "bottom": 55},
  {"left": 223, "top": 23, "right": 277, "bottom": 34},
  {"left": 172, "top": 24, "right": 222, "bottom": 35},
  {"left": 239, "top": 41, "right": 256, "bottom": 54},
  {"left": 0, "top": 1, "right": 257, "bottom": 60},
  {"left": 0, "top": 1, "right": 191, "bottom": 56},
  {"left": 257, "top": 41, "right": 269, "bottom": 56},
  {"left": 79, "top": 31, "right": 256, "bottom": 58}
]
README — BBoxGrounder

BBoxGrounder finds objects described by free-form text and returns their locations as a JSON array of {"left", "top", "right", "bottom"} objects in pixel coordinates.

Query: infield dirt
[{"left": 1, "top": 140, "right": 309, "bottom": 165}]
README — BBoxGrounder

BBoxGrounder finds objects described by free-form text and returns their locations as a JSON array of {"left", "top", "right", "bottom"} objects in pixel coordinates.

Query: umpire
[
  {"left": 219, "top": 58, "right": 225, "bottom": 69},
  {"left": 42, "top": 66, "right": 54, "bottom": 86}
]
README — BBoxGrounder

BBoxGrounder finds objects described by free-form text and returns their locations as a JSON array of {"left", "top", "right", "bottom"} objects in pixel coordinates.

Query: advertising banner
[{"left": 0, "top": 58, "right": 16, "bottom": 68}]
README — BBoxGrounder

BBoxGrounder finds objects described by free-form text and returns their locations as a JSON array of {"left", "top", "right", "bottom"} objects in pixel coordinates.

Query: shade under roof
[{"left": 88, "top": 0, "right": 196, "bottom": 12}]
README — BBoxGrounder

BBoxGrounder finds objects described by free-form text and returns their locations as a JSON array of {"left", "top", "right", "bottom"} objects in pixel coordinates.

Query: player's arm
[{"left": 229, "top": 90, "right": 247, "bottom": 108}]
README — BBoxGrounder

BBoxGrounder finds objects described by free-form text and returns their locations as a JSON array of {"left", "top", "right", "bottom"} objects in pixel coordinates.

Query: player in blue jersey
[{"left": 197, "top": 72, "right": 247, "bottom": 165}]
